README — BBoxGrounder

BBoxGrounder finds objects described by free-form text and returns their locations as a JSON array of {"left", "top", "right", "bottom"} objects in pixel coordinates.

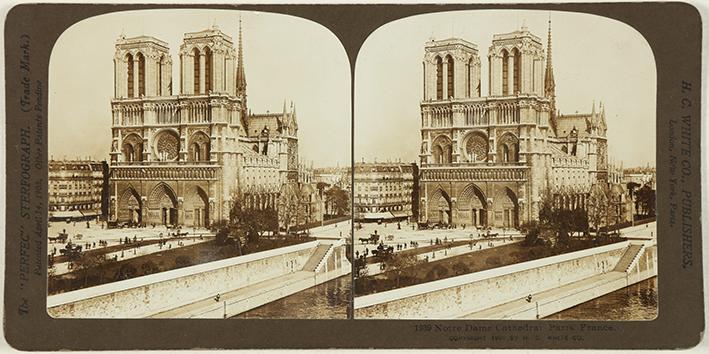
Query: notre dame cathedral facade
[
  {"left": 108, "top": 22, "right": 299, "bottom": 227},
  {"left": 418, "top": 22, "right": 609, "bottom": 228}
]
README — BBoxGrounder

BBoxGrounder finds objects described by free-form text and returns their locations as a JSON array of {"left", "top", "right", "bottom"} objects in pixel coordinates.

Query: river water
[
  {"left": 546, "top": 277, "right": 658, "bottom": 320},
  {"left": 232, "top": 276, "right": 351, "bottom": 319}
]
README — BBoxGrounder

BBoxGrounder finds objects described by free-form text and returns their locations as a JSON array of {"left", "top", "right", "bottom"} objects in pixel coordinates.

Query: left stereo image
[{"left": 46, "top": 9, "right": 352, "bottom": 319}]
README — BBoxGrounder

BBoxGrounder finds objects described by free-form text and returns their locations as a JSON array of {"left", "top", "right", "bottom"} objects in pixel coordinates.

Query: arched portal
[
  {"left": 184, "top": 186, "right": 209, "bottom": 227},
  {"left": 493, "top": 187, "right": 519, "bottom": 228},
  {"left": 149, "top": 183, "right": 179, "bottom": 226},
  {"left": 118, "top": 186, "right": 142, "bottom": 225},
  {"left": 458, "top": 183, "right": 488, "bottom": 227},
  {"left": 429, "top": 187, "right": 452, "bottom": 225}
]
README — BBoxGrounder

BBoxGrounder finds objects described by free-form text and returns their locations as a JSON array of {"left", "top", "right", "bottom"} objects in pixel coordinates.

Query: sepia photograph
[
  {"left": 353, "top": 10, "right": 657, "bottom": 320},
  {"left": 45, "top": 9, "right": 352, "bottom": 319}
]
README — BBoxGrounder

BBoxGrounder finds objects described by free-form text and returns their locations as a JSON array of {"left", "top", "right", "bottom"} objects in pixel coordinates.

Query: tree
[
  {"left": 316, "top": 182, "right": 330, "bottom": 198},
  {"left": 636, "top": 184, "right": 656, "bottom": 217},
  {"left": 570, "top": 208, "right": 589, "bottom": 237},
  {"left": 324, "top": 186, "right": 350, "bottom": 216},
  {"left": 278, "top": 184, "right": 304, "bottom": 236},
  {"left": 384, "top": 253, "right": 422, "bottom": 288},
  {"left": 353, "top": 256, "right": 369, "bottom": 279},
  {"left": 626, "top": 181, "right": 641, "bottom": 215},
  {"left": 73, "top": 253, "right": 109, "bottom": 286},
  {"left": 520, "top": 221, "right": 542, "bottom": 246},
  {"left": 586, "top": 186, "right": 610, "bottom": 238}
]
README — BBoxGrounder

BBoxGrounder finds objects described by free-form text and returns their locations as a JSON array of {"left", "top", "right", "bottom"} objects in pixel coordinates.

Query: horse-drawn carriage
[
  {"left": 358, "top": 233, "right": 380, "bottom": 244},
  {"left": 59, "top": 242, "right": 83, "bottom": 259},
  {"left": 48, "top": 232, "right": 68, "bottom": 243},
  {"left": 371, "top": 243, "right": 394, "bottom": 260}
]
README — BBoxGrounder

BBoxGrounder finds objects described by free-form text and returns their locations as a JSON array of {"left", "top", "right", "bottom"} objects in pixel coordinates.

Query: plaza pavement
[
  {"left": 51, "top": 236, "right": 211, "bottom": 276},
  {"left": 48, "top": 220, "right": 213, "bottom": 254},
  {"left": 353, "top": 220, "right": 522, "bottom": 258},
  {"left": 363, "top": 236, "right": 523, "bottom": 277}
]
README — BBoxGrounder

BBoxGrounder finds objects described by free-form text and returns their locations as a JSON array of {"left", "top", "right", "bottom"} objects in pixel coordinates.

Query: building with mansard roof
[
  {"left": 108, "top": 21, "right": 300, "bottom": 227},
  {"left": 418, "top": 21, "right": 612, "bottom": 228}
]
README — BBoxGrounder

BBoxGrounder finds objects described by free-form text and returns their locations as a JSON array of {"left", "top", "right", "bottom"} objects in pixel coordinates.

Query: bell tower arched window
[
  {"left": 512, "top": 48, "right": 521, "bottom": 94},
  {"left": 204, "top": 47, "right": 213, "bottom": 93},
  {"left": 193, "top": 48, "right": 201, "bottom": 94},
  {"left": 501, "top": 50, "right": 509, "bottom": 95},
  {"left": 446, "top": 55, "right": 454, "bottom": 98},
  {"left": 158, "top": 55, "right": 165, "bottom": 96},
  {"left": 435, "top": 56, "right": 443, "bottom": 100},
  {"left": 126, "top": 53, "right": 134, "bottom": 98},
  {"left": 137, "top": 52, "right": 146, "bottom": 97}
]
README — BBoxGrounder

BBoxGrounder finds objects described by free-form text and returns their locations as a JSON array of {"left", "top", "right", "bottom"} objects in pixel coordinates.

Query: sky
[
  {"left": 355, "top": 10, "right": 657, "bottom": 168},
  {"left": 49, "top": 9, "right": 351, "bottom": 167}
]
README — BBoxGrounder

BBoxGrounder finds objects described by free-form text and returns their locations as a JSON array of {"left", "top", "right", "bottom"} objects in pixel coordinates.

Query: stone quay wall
[
  {"left": 355, "top": 241, "right": 632, "bottom": 319},
  {"left": 48, "top": 241, "right": 320, "bottom": 318}
]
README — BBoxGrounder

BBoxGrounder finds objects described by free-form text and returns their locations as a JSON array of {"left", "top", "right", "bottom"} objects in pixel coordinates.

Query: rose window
[
  {"left": 466, "top": 134, "right": 488, "bottom": 162},
  {"left": 154, "top": 131, "right": 179, "bottom": 161}
]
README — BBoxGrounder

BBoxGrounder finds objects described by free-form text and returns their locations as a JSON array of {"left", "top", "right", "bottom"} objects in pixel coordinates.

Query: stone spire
[
  {"left": 544, "top": 17, "right": 558, "bottom": 136},
  {"left": 236, "top": 17, "right": 247, "bottom": 96}
]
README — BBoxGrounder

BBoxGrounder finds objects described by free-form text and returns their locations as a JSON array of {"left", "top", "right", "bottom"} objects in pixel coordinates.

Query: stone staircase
[
  {"left": 302, "top": 244, "right": 332, "bottom": 272},
  {"left": 613, "top": 244, "right": 645, "bottom": 273}
]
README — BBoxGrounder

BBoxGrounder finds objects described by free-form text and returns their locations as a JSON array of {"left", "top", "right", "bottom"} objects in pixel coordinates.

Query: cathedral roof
[
  {"left": 246, "top": 114, "right": 284, "bottom": 138},
  {"left": 116, "top": 35, "right": 169, "bottom": 50},
  {"left": 183, "top": 25, "right": 233, "bottom": 44},
  {"left": 492, "top": 27, "right": 542, "bottom": 44},
  {"left": 425, "top": 38, "right": 478, "bottom": 51}
]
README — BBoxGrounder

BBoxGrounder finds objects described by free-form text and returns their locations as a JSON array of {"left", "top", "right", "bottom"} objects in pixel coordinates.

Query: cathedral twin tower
[
  {"left": 419, "top": 22, "right": 608, "bottom": 228},
  {"left": 108, "top": 22, "right": 298, "bottom": 228}
]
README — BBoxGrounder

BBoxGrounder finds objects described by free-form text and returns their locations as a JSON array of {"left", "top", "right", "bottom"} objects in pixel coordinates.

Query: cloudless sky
[
  {"left": 355, "top": 10, "right": 656, "bottom": 168},
  {"left": 49, "top": 9, "right": 351, "bottom": 167}
]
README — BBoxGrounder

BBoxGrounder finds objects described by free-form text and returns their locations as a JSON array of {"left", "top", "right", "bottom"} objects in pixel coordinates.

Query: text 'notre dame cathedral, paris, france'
[
  {"left": 418, "top": 21, "right": 612, "bottom": 228},
  {"left": 108, "top": 21, "right": 302, "bottom": 228}
]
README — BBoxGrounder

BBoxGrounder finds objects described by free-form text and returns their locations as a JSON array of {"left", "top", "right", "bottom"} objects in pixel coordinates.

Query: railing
[
  {"left": 420, "top": 166, "right": 528, "bottom": 182},
  {"left": 113, "top": 160, "right": 218, "bottom": 166},
  {"left": 110, "top": 165, "right": 220, "bottom": 180}
]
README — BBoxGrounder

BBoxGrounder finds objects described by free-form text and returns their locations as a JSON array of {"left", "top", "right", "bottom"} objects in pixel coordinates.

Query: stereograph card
[{"left": 2, "top": 2, "right": 704, "bottom": 350}]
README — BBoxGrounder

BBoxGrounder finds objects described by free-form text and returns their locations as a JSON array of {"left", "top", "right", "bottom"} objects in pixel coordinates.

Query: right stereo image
[{"left": 352, "top": 9, "right": 657, "bottom": 320}]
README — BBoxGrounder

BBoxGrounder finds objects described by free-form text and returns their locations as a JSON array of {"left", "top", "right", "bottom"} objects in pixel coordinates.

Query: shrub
[
  {"left": 114, "top": 263, "right": 137, "bottom": 281},
  {"left": 485, "top": 256, "right": 502, "bottom": 267},
  {"left": 452, "top": 262, "right": 471, "bottom": 275},
  {"left": 140, "top": 260, "right": 159, "bottom": 275},
  {"left": 174, "top": 255, "right": 193, "bottom": 268}
]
